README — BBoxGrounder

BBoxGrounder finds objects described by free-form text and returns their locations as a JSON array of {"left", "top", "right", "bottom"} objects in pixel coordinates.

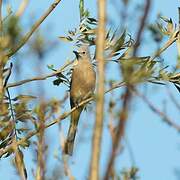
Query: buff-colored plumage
[{"left": 64, "top": 46, "right": 96, "bottom": 155}]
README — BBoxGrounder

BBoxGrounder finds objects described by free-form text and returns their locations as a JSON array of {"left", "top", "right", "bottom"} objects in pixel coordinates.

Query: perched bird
[{"left": 64, "top": 46, "right": 96, "bottom": 155}]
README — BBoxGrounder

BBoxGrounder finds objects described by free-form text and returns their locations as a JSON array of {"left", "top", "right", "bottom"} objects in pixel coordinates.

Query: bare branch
[
  {"left": 89, "top": 0, "right": 106, "bottom": 179},
  {"left": 150, "top": 30, "right": 179, "bottom": 61},
  {"left": 104, "top": 88, "right": 131, "bottom": 180},
  {"left": 132, "top": 88, "right": 180, "bottom": 131},
  {"left": 105, "top": 1, "right": 151, "bottom": 178},
  {"left": 176, "top": 7, "right": 180, "bottom": 59},
  {"left": 58, "top": 125, "right": 75, "bottom": 180},
  {"left": 6, "top": 0, "right": 62, "bottom": 58},
  {"left": 6, "top": 60, "right": 73, "bottom": 88},
  {"left": 16, "top": 0, "right": 29, "bottom": 17},
  {"left": 166, "top": 86, "right": 180, "bottom": 111},
  {"left": 133, "top": 0, "right": 151, "bottom": 56},
  {"left": 35, "top": 103, "right": 46, "bottom": 180},
  {"left": 0, "top": 0, "right": 2, "bottom": 33},
  {"left": 0, "top": 81, "right": 125, "bottom": 160}
]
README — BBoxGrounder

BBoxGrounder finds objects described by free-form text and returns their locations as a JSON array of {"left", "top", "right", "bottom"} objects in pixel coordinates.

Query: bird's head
[{"left": 73, "top": 46, "right": 89, "bottom": 60}]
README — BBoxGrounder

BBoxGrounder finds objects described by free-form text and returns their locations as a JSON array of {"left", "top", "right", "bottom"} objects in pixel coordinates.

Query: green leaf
[
  {"left": 20, "top": 140, "right": 30, "bottom": 149},
  {"left": 167, "top": 18, "right": 174, "bottom": 34},
  {"left": 0, "top": 137, "right": 12, "bottom": 149},
  {"left": 13, "top": 95, "right": 36, "bottom": 102},
  {"left": 2, "top": 149, "right": 13, "bottom": 158},
  {"left": 83, "top": 10, "right": 90, "bottom": 18},
  {"left": 47, "top": 64, "right": 54, "bottom": 70},
  {"left": 58, "top": 36, "right": 73, "bottom": 42},
  {"left": 15, "top": 148, "right": 27, "bottom": 179},
  {"left": 79, "top": 0, "right": 84, "bottom": 20},
  {"left": 160, "top": 16, "right": 170, "bottom": 23},
  {"left": 148, "top": 80, "right": 166, "bottom": 85},
  {"left": 148, "top": 24, "right": 163, "bottom": 42},
  {"left": 87, "top": 18, "right": 97, "bottom": 23},
  {"left": 87, "top": 17, "right": 98, "bottom": 25},
  {"left": 16, "top": 113, "right": 32, "bottom": 122},
  {"left": 68, "top": 30, "right": 76, "bottom": 36},
  {"left": 113, "top": 31, "right": 126, "bottom": 52},
  {"left": 53, "top": 78, "right": 64, "bottom": 86},
  {"left": 174, "top": 84, "right": 180, "bottom": 93},
  {"left": 0, "top": 123, "right": 14, "bottom": 141}
]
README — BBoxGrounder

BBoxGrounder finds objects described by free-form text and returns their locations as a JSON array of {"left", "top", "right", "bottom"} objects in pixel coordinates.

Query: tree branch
[
  {"left": 5, "top": 30, "right": 179, "bottom": 89},
  {"left": 0, "top": 81, "right": 125, "bottom": 158},
  {"left": 132, "top": 88, "right": 180, "bottom": 131},
  {"left": 104, "top": 88, "right": 131, "bottom": 180},
  {"left": 16, "top": 0, "right": 29, "bottom": 17},
  {"left": 176, "top": 7, "right": 180, "bottom": 60},
  {"left": 150, "top": 30, "right": 179, "bottom": 61},
  {"left": 105, "top": 1, "right": 151, "bottom": 178},
  {"left": 6, "top": 60, "right": 72, "bottom": 88},
  {"left": 6, "top": 0, "right": 62, "bottom": 58},
  {"left": 0, "top": 0, "right": 3, "bottom": 33},
  {"left": 133, "top": 0, "right": 151, "bottom": 56},
  {"left": 89, "top": 0, "right": 106, "bottom": 179}
]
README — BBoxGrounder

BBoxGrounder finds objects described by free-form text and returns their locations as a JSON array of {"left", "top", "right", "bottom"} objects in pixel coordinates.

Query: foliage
[{"left": 0, "top": 0, "right": 179, "bottom": 179}]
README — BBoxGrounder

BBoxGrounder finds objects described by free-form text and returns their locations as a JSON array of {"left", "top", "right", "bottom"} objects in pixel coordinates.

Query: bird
[{"left": 64, "top": 46, "right": 96, "bottom": 155}]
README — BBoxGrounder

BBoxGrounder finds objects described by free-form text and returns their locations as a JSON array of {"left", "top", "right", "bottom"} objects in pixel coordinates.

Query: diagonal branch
[
  {"left": 132, "top": 88, "right": 180, "bottom": 131},
  {"left": 6, "top": 60, "right": 72, "bottom": 88},
  {"left": 6, "top": 0, "right": 62, "bottom": 58},
  {"left": 150, "top": 30, "right": 179, "bottom": 61},
  {"left": 16, "top": 0, "right": 29, "bottom": 17},
  {"left": 0, "top": 81, "right": 125, "bottom": 158}
]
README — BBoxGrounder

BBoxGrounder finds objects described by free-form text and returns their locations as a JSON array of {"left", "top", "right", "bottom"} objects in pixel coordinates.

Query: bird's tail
[{"left": 64, "top": 108, "right": 83, "bottom": 155}]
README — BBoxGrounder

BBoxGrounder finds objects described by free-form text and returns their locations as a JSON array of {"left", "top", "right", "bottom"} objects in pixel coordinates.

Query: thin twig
[
  {"left": 0, "top": 0, "right": 3, "bottom": 102},
  {"left": 16, "top": 0, "right": 29, "bottom": 17},
  {"left": 0, "top": 0, "right": 3, "bottom": 33},
  {"left": 150, "top": 30, "right": 179, "bottom": 61},
  {"left": 58, "top": 124, "right": 75, "bottom": 180},
  {"left": 176, "top": 8, "right": 180, "bottom": 61},
  {"left": 104, "top": 88, "right": 131, "bottom": 180},
  {"left": 90, "top": 0, "right": 106, "bottom": 179},
  {"left": 6, "top": 0, "right": 62, "bottom": 58},
  {"left": 166, "top": 86, "right": 180, "bottom": 111},
  {"left": 6, "top": 60, "right": 73, "bottom": 88},
  {"left": 133, "top": 0, "right": 151, "bottom": 56},
  {"left": 132, "top": 88, "right": 180, "bottom": 131}
]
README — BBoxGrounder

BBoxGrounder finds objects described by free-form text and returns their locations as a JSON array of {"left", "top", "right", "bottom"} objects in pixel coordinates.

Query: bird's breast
[{"left": 70, "top": 60, "right": 96, "bottom": 103}]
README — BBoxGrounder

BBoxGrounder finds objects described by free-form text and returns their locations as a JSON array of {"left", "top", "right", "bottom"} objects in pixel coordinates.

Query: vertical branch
[
  {"left": 58, "top": 124, "right": 75, "bottom": 180},
  {"left": 104, "top": 0, "right": 151, "bottom": 179},
  {"left": 89, "top": 0, "right": 106, "bottom": 180},
  {"left": 133, "top": 0, "right": 151, "bottom": 56},
  {"left": 0, "top": 0, "right": 3, "bottom": 103},
  {"left": 176, "top": 7, "right": 180, "bottom": 59},
  {"left": 104, "top": 88, "right": 131, "bottom": 180},
  {"left": 36, "top": 103, "right": 46, "bottom": 180},
  {"left": 0, "top": 0, "right": 3, "bottom": 33}
]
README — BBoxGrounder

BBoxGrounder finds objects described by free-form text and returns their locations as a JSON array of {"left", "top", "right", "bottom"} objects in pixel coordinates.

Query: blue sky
[{"left": 0, "top": 0, "right": 180, "bottom": 180}]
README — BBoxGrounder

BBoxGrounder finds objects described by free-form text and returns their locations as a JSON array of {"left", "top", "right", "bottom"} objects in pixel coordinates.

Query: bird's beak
[{"left": 73, "top": 51, "right": 80, "bottom": 59}]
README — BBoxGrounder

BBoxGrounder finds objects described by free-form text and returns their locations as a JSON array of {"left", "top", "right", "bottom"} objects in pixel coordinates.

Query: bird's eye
[{"left": 82, "top": 51, "right": 85, "bottom": 54}]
